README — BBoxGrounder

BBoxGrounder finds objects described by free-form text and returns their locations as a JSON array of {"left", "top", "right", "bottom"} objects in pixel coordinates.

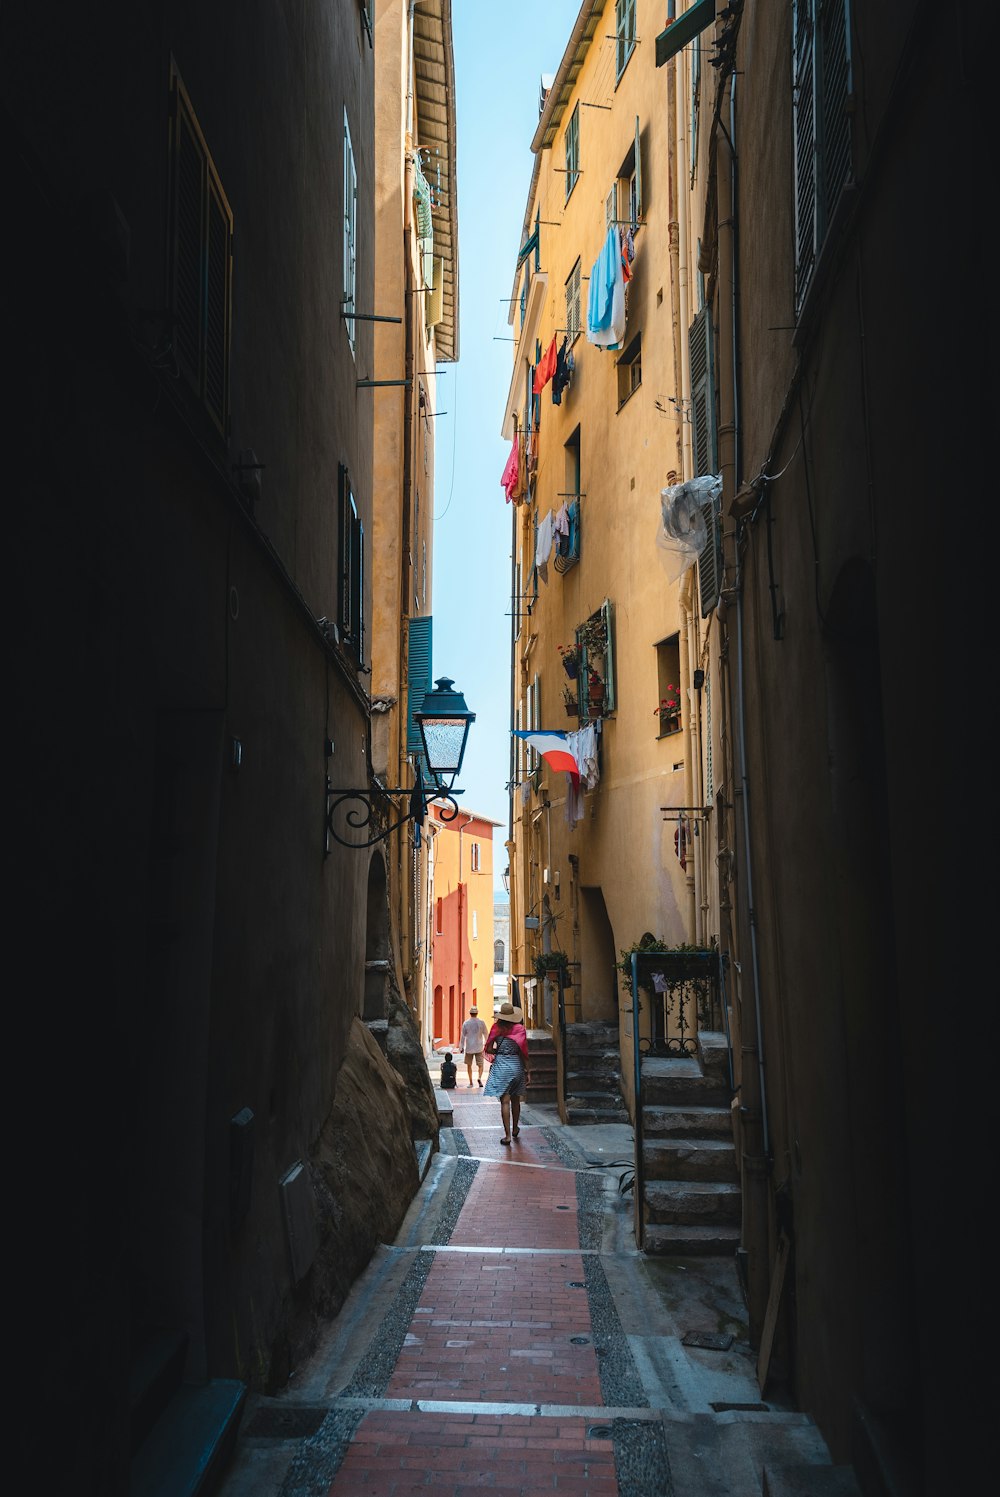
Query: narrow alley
[{"left": 214, "top": 1055, "right": 841, "bottom": 1497}]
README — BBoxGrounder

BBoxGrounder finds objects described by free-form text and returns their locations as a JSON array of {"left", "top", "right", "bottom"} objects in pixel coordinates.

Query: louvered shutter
[
  {"left": 351, "top": 511, "right": 365, "bottom": 666},
  {"left": 172, "top": 97, "right": 204, "bottom": 392},
  {"left": 793, "top": 0, "right": 817, "bottom": 313},
  {"left": 820, "top": 0, "right": 852, "bottom": 224},
  {"left": 634, "top": 115, "right": 642, "bottom": 221},
  {"left": 169, "top": 70, "right": 232, "bottom": 435},
  {"left": 205, "top": 176, "right": 232, "bottom": 434},
  {"left": 698, "top": 493, "right": 722, "bottom": 618},
  {"left": 407, "top": 616, "right": 433, "bottom": 760},
  {"left": 688, "top": 305, "right": 718, "bottom": 475},
  {"left": 338, "top": 464, "right": 354, "bottom": 640},
  {"left": 602, "top": 599, "right": 616, "bottom": 712}
]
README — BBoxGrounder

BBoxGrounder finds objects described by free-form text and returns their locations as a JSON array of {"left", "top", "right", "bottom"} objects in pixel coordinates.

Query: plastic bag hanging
[{"left": 656, "top": 474, "right": 721, "bottom": 582}]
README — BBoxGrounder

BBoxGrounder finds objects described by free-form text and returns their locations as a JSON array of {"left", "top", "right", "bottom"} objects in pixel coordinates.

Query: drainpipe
[
  {"left": 677, "top": 572, "right": 698, "bottom": 943},
  {"left": 665, "top": 44, "right": 685, "bottom": 481}
]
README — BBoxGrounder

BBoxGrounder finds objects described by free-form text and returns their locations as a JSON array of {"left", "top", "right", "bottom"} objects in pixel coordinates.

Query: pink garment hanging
[{"left": 501, "top": 436, "right": 519, "bottom": 502}]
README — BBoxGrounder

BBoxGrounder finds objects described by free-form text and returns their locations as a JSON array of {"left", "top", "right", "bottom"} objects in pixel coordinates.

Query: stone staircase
[
  {"left": 640, "top": 1030, "right": 740, "bottom": 1255},
  {"left": 564, "top": 1020, "right": 629, "bottom": 1124},
  {"left": 130, "top": 1329, "right": 246, "bottom": 1497},
  {"left": 525, "top": 1029, "right": 558, "bottom": 1103}
]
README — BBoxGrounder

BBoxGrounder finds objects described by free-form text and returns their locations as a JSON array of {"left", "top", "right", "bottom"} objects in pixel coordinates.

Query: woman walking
[{"left": 484, "top": 1000, "right": 530, "bottom": 1145}]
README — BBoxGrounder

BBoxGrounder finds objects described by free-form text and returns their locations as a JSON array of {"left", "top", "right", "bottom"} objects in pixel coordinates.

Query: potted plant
[
  {"left": 588, "top": 669, "right": 606, "bottom": 710},
  {"left": 533, "top": 949, "right": 571, "bottom": 986},
  {"left": 558, "top": 643, "right": 581, "bottom": 680},
  {"left": 577, "top": 613, "right": 608, "bottom": 656},
  {"left": 655, "top": 686, "right": 681, "bottom": 733},
  {"left": 563, "top": 685, "right": 579, "bottom": 717}
]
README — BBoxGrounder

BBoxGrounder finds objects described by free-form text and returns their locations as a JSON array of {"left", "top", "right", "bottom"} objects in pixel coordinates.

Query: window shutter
[
  {"left": 172, "top": 100, "right": 204, "bottom": 391},
  {"left": 426, "top": 257, "right": 444, "bottom": 327},
  {"left": 343, "top": 115, "right": 357, "bottom": 344},
  {"left": 407, "top": 616, "right": 433, "bottom": 757},
  {"left": 634, "top": 115, "right": 642, "bottom": 221},
  {"left": 204, "top": 177, "right": 232, "bottom": 434},
  {"left": 688, "top": 305, "right": 718, "bottom": 475},
  {"left": 602, "top": 599, "right": 616, "bottom": 712},
  {"left": 820, "top": 0, "right": 852, "bottom": 225},
  {"left": 793, "top": 0, "right": 817, "bottom": 313},
  {"left": 351, "top": 510, "right": 365, "bottom": 666},
  {"left": 338, "top": 464, "right": 352, "bottom": 639},
  {"left": 698, "top": 492, "right": 722, "bottom": 618}
]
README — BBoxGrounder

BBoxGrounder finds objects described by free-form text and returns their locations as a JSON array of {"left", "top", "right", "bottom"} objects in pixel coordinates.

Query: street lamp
[{"left": 325, "top": 677, "right": 475, "bottom": 850}]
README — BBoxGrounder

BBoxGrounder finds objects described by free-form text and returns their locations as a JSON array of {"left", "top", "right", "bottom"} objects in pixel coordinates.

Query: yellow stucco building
[{"left": 503, "top": 0, "right": 723, "bottom": 1116}]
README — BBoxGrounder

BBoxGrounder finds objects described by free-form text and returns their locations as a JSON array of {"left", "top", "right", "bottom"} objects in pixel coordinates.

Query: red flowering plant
[{"left": 655, "top": 686, "right": 681, "bottom": 726}]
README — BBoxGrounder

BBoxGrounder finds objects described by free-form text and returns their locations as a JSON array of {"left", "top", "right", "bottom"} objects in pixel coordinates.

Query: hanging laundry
[
  {"left": 552, "top": 337, "right": 574, "bottom": 404},
  {"left": 674, "top": 817, "right": 688, "bottom": 871},
  {"left": 534, "top": 508, "right": 555, "bottom": 583},
  {"left": 501, "top": 437, "right": 519, "bottom": 503},
  {"left": 511, "top": 730, "right": 581, "bottom": 780},
  {"left": 553, "top": 501, "right": 570, "bottom": 558},
  {"left": 577, "top": 721, "right": 600, "bottom": 790},
  {"left": 586, "top": 223, "right": 626, "bottom": 350},
  {"left": 621, "top": 225, "right": 636, "bottom": 283},
  {"left": 532, "top": 336, "right": 558, "bottom": 394}
]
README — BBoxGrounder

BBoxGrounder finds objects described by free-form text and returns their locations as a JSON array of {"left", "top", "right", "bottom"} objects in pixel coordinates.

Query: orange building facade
[{"left": 426, "top": 805, "right": 499, "bottom": 1050}]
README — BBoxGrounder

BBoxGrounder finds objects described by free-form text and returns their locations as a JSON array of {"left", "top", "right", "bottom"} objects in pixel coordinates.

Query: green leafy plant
[
  {"left": 616, "top": 936, "right": 713, "bottom": 994},
  {"left": 533, "top": 948, "right": 570, "bottom": 978}
]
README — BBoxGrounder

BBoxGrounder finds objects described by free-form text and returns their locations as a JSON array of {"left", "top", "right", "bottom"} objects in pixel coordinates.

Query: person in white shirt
[{"left": 458, "top": 1005, "right": 489, "bottom": 1088}]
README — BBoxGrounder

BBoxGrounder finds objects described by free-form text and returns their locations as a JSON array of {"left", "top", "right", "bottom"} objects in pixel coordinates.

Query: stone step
[
  {"left": 644, "top": 1179, "right": 742, "bottom": 1227},
  {"left": 564, "top": 1053, "right": 621, "bottom": 1076},
  {"left": 642, "top": 1057, "right": 731, "bottom": 1108},
  {"left": 565, "top": 1069, "right": 621, "bottom": 1092},
  {"left": 642, "top": 1223, "right": 742, "bottom": 1256},
  {"left": 566, "top": 1103, "right": 631, "bottom": 1125},
  {"left": 131, "top": 1379, "right": 247, "bottom": 1497},
  {"left": 642, "top": 1137, "right": 738, "bottom": 1182},
  {"left": 642, "top": 1104, "right": 733, "bottom": 1139}
]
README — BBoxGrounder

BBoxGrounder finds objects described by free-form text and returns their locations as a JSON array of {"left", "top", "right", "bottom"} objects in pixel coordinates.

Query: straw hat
[
  {"left": 469, "top": 1006, "right": 478, "bottom": 1015},
  {"left": 496, "top": 1000, "right": 523, "bottom": 1023}
]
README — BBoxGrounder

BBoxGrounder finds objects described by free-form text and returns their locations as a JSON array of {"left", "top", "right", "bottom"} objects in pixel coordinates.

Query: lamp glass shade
[{"left": 415, "top": 677, "right": 475, "bottom": 789}]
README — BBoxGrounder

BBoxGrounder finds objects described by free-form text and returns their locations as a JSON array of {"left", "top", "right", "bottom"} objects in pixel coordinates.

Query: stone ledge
[{"left": 434, "top": 1088, "right": 454, "bottom": 1127}]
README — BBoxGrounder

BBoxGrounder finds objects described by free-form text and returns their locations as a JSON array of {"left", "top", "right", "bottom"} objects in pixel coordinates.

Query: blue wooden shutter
[{"left": 407, "top": 616, "right": 433, "bottom": 762}]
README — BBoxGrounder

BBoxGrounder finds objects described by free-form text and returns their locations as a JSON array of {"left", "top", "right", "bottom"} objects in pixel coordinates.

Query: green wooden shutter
[
  {"left": 698, "top": 495, "right": 722, "bottom": 618},
  {"left": 688, "top": 305, "right": 718, "bottom": 475},
  {"left": 407, "top": 616, "right": 433, "bottom": 757},
  {"left": 634, "top": 115, "right": 642, "bottom": 221},
  {"left": 602, "top": 599, "right": 616, "bottom": 712},
  {"left": 820, "top": 0, "right": 852, "bottom": 225}
]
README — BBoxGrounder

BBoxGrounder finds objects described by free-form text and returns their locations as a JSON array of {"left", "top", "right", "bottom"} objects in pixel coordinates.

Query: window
[
  {"left": 343, "top": 110, "right": 357, "bottom": 351},
  {"left": 494, "top": 939, "right": 505, "bottom": 971},
  {"left": 613, "top": 119, "right": 643, "bottom": 230},
  {"left": 565, "top": 104, "right": 580, "bottom": 201},
  {"left": 616, "top": 334, "right": 641, "bottom": 408},
  {"left": 616, "top": 0, "right": 636, "bottom": 80},
  {"left": 167, "top": 64, "right": 233, "bottom": 437},
  {"left": 565, "top": 258, "right": 582, "bottom": 342},
  {"left": 655, "top": 636, "right": 683, "bottom": 737},
  {"left": 436, "top": 897, "right": 443, "bottom": 935},
  {"left": 338, "top": 464, "right": 365, "bottom": 666},
  {"left": 472, "top": 911, "right": 479, "bottom": 940},
  {"left": 471, "top": 842, "right": 481, "bottom": 872},
  {"left": 576, "top": 601, "right": 615, "bottom": 719},
  {"left": 793, "top": 0, "right": 853, "bottom": 316}
]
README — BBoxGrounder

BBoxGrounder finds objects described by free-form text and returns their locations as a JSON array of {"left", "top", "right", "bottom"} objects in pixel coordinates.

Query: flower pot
[
  {"left": 658, "top": 711, "right": 680, "bottom": 734},
  {"left": 562, "top": 657, "right": 580, "bottom": 680},
  {"left": 565, "top": 701, "right": 579, "bottom": 717}
]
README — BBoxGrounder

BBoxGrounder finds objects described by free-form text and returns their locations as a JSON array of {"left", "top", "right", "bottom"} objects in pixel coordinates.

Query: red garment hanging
[{"left": 532, "top": 336, "right": 558, "bottom": 393}]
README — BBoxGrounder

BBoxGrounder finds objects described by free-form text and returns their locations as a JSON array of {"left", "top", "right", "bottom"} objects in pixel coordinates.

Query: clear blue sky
[{"left": 433, "top": 1, "right": 580, "bottom": 890}]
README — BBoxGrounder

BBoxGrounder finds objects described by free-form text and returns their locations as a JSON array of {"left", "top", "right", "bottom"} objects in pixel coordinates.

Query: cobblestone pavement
[{"left": 217, "top": 1064, "right": 833, "bottom": 1496}]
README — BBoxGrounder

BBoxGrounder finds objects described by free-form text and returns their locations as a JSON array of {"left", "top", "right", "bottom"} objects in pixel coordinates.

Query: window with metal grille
[
  {"left": 471, "top": 842, "right": 481, "bottom": 873},
  {"left": 616, "top": 0, "right": 636, "bottom": 80},
  {"left": 565, "top": 259, "right": 582, "bottom": 343},
  {"left": 338, "top": 463, "right": 365, "bottom": 665},
  {"left": 565, "top": 104, "right": 580, "bottom": 201},
  {"left": 343, "top": 110, "right": 358, "bottom": 351},
  {"left": 793, "top": 0, "right": 853, "bottom": 317},
  {"left": 168, "top": 64, "right": 233, "bottom": 437}
]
